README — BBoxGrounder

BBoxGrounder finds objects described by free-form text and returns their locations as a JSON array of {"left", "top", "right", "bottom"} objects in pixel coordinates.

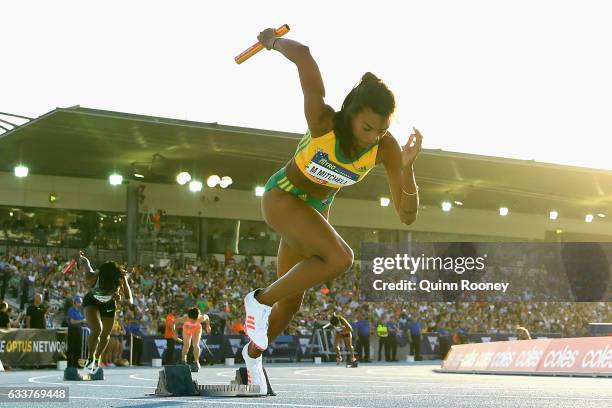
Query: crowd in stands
[{"left": 1, "top": 249, "right": 610, "bottom": 348}]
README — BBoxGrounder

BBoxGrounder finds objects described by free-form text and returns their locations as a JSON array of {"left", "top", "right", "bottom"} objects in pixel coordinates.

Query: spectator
[
  {"left": 66, "top": 296, "right": 86, "bottom": 368},
  {"left": 102, "top": 316, "right": 127, "bottom": 367},
  {"left": 20, "top": 270, "right": 31, "bottom": 311},
  {"left": 409, "top": 316, "right": 423, "bottom": 361},
  {"left": 125, "top": 313, "right": 145, "bottom": 365},
  {"left": 26, "top": 293, "right": 46, "bottom": 329},
  {"left": 231, "top": 319, "right": 245, "bottom": 335},
  {"left": 0, "top": 301, "right": 10, "bottom": 328},
  {"left": 386, "top": 315, "right": 398, "bottom": 361},
  {"left": 354, "top": 313, "right": 371, "bottom": 363},
  {"left": 162, "top": 307, "right": 179, "bottom": 365},
  {"left": 0, "top": 262, "right": 12, "bottom": 300}
]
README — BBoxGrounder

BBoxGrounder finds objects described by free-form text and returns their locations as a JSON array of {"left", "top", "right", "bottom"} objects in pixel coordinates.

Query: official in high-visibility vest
[{"left": 377, "top": 323, "right": 389, "bottom": 361}]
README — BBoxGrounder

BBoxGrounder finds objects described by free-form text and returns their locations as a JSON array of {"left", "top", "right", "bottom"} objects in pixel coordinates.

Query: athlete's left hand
[{"left": 402, "top": 127, "right": 423, "bottom": 168}]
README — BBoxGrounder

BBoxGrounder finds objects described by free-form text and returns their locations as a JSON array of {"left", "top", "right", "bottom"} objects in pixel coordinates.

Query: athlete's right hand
[
  {"left": 257, "top": 28, "right": 277, "bottom": 50},
  {"left": 79, "top": 253, "right": 92, "bottom": 269}
]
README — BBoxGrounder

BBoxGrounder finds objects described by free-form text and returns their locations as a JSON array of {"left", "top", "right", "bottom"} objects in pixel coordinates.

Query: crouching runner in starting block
[
  {"left": 174, "top": 307, "right": 211, "bottom": 371},
  {"left": 325, "top": 312, "right": 358, "bottom": 367}
]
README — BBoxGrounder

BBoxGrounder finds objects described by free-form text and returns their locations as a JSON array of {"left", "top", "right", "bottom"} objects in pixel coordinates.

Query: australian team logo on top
[{"left": 306, "top": 149, "right": 361, "bottom": 186}]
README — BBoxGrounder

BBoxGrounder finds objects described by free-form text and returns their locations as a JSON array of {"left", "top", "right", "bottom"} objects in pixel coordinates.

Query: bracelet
[
  {"left": 271, "top": 38, "right": 279, "bottom": 50},
  {"left": 402, "top": 186, "right": 419, "bottom": 196}
]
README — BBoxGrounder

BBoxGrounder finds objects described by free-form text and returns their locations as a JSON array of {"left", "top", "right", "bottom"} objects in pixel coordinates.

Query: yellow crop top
[{"left": 293, "top": 129, "right": 379, "bottom": 189}]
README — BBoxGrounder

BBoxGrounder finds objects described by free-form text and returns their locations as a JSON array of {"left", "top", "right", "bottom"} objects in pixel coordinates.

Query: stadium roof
[{"left": 1, "top": 106, "right": 611, "bottom": 220}]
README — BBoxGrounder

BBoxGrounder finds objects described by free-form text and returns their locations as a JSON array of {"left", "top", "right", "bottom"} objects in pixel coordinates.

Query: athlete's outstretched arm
[
  {"left": 79, "top": 254, "right": 98, "bottom": 287},
  {"left": 203, "top": 315, "right": 212, "bottom": 335},
  {"left": 257, "top": 28, "right": 333, "bottom": 135},
  {"left": 381, "top": 131, "right": 421, "bottom": 225},
  {"left": 120, "top": 275, "right": 134, "bottom": 305}
]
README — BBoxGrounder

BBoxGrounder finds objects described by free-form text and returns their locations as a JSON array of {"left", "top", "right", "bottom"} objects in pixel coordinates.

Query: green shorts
[{"left": 264, "top": 167, "right": 337, "bottom": 214}]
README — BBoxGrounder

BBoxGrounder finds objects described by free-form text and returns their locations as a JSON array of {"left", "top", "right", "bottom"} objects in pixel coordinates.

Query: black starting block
[
  {"left": 231, "top": 367, "right": 276, "bottom": 396},
  {"left": 64, "top": 367, "right": 104, "bottom": 381},
  {"left": 346, "top": 360, "right": 359, "bottom": 368},
  {"left": 154, "top": 365, "right": 198, "bottom": 396}
]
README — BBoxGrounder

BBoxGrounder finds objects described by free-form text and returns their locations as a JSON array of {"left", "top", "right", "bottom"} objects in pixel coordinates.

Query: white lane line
[
  {"left": 28, "top": 374, "right": 155, "bottom": 389},
  {"left": 273, "top": 384, "right": 542, "bottom": 391},
  {"left": 270, "top": 380, "right": 604, "bottom": 392},
  {"left": 117, "top": 377, "right": 579, "bottom": 393},
  {"left": 65, "top": 392, "right": 612, "bottom": 403},
  {"left": 270, "top": 390, "right": 612, "bottom": 401},
  {"left": 290, "top": 369, "right": 609, "bottom": 389},
  {"left": 129, "top": 374, "right": 157, "bottom": 381},
  {"left": 216, "top": 370, "right": 238, "bottom": 378},
  {"left": 292, "top": 368, "right": 449, "bottom": 380},
  {"left": 26, "top": 374, "right": 612, "bottom": 403},
  {"left": 69, "top": 396, "right": 365, "bottom": 407}
]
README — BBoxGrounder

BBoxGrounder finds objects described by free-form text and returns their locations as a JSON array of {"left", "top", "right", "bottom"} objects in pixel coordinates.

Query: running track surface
[{"left": 1, "top": 361, "right": 610, "bottom": 407}]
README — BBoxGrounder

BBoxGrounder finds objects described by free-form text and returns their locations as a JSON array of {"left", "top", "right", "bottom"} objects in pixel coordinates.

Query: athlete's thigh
[
  {"left": 191, "top": 331, "right": 202, "bottom": 347},
  {"left": 343, "top": 333, "right": 353, "bottom": 347},
  {"left": 276, "top": 238, "right": 307, "bottom": 278},
  {"left": 84, "top": 306, "right": 101, "bottom": 332},
  {"left": 262, "top": 188, "right": 350, "bottom": 261},
  {"left": 100, "top": 317, "right": 114, "bottom": 335}
]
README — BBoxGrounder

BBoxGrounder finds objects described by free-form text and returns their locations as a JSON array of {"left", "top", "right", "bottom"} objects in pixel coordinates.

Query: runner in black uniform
[{"left": 79, "top": 255, "right": 133, "bottom": 374}]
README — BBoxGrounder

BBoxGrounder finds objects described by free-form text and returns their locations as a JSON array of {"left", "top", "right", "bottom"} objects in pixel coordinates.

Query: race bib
[
  {"left": 93, "top": 294, "right": 113, "bottom": 303},
  {"left": 305, "top": 151, "right": 360, "bottom": 186}
]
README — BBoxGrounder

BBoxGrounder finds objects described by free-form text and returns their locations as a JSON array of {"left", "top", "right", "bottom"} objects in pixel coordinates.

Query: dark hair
[
  {"left": 187, "top": 307, "right": 200, "bottom": 320},
  {"left": 98, "top": 261, "right": 124, "bottom": 292},
  {"left": 330, "top": 315, "right": 340, "bottom": 326},
  {"left": 333, "top": 72, "right": 395, "bottom": 160}
]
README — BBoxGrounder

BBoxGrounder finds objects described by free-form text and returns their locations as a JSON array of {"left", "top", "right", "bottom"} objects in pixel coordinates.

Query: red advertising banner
[
  {"left": 537, "top": 336, "right": 612, "bottom": 374},
  {"left": 489, "top": 339, "right": 551, "bottom": 372},
  {"left": 441, "top": 337, "right": 611, "bottom": 376}
]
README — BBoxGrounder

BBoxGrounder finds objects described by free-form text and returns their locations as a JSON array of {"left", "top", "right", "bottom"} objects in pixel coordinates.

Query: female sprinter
[
  {"left": 79, "top": 255, "right": 133, "bottom": 374},
  {"left": 327, "top": 313, "right": 357, "bottom": 366},
  {"left": 242, "top": 28, "right": 422, "bottom": 394},
  {"left": 178, "top": 307, "right": 211, "bottom": 369}
]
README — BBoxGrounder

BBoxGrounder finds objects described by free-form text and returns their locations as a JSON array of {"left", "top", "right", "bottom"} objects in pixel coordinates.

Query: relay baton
[
  {"left": 62, "top": 250, "right": 84, "bottom": 274},
  {"left": 234, "top": 24, "right": 290, "bottom": 64}
]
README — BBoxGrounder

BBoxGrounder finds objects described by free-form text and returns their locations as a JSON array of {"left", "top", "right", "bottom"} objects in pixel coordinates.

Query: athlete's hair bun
[{"left": 361, "top": 72, "right": 380, "bottom": 83}]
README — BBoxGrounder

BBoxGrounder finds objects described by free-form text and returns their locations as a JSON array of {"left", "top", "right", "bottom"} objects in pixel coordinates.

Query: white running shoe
[
  {"left": 241, "top": 344, "right": 267, "bottom": 396},
  {"left": 83, "top": 357, "right": 95, "bottom": 372},
  {"left": 244, "top": 289, "right": 272, "bottom": 351},
  {"left": 88, "top": 357, "right": 100, "bottom": 375}
]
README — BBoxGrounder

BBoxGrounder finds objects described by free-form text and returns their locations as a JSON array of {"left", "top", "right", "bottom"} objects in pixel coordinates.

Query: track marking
[
  {"left": 69, "top": 396, "right": 365, "bottom": 407},
  {"left": 29, "top": 374, "right": 155, "bottom": 389},
  {"left": 129, "top": 374, "right": 157, "bottom": 381}
]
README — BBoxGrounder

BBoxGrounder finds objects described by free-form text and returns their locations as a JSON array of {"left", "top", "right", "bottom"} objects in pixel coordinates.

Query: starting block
[
  {"left": 230, "top": 367, "right": 276, "bottom": 396},
  {"left": 198, "top": 384, "right": 262, "bottom": 397},
  {"left": 153, "top": 364, "right": 276, "bottom": 398},
  {"left": 63, "top": 367, "right": 104, "bottom": 381}
]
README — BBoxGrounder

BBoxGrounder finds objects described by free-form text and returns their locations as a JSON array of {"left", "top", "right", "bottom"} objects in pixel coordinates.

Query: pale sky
[{"left": 2, "top": 0, "right": 611, "bottom": 170}]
